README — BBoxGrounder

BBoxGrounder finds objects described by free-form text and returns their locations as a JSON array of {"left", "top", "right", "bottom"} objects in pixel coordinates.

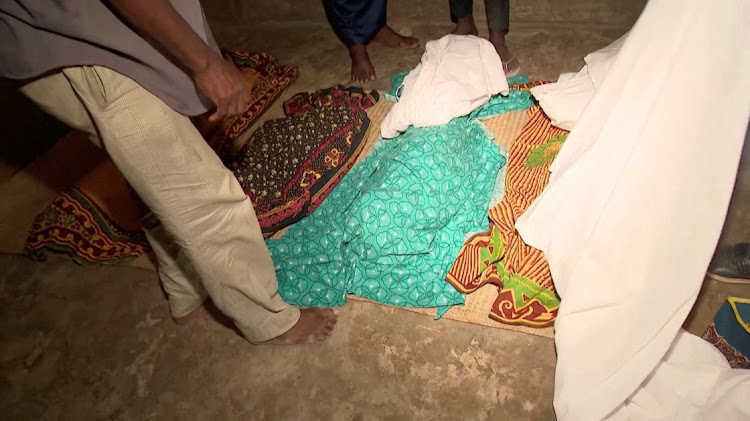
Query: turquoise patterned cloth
[
  {"left": 267, "top": 84, "right": 535, "bottom": 315},
  {"left": 384, "top": 71, "right": 409, "bottom": 102},
  {"left": 506, "top": 74, "right": 530, "bottom": 86}
]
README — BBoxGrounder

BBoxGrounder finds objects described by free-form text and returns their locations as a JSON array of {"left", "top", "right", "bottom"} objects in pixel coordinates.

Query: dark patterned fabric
[
  {"left": 206, "top": 51, "right": 299, "bottom": 156},
  {"left": 283, "top": 85, "right": 379, "bottom": 116},
  {"left": 25, "top": 189, "right": 148, "bottom": 267},
  {"left": 25, "top": 159, "right": 150, "bottom": 267},
  {"left": 24, "top": 51, "right": 299, "bottom": 266},
  {"left": 227, "top": 86, "right": 379, "bottom": 237}
]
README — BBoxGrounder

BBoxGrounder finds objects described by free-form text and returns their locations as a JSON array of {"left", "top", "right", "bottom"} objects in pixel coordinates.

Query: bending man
[{"left": 0, "top": 0, "right": 338, "bottom": 345}]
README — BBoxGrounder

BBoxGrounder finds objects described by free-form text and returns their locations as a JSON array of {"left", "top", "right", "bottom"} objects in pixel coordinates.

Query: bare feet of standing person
[
  {"left": 176, "top": 303, "right": 339, "bottom": 345},
  {"left": 452, "top": 14, "right": 478, "bottom": 36},
  {"left": 325, "top": 0, "right": 420, "bottom": 84},
  {"left": 348, "top": 24, "right": 419, "bottom": 84},
  {"left": 449, "top": 0, "right": 521, "bottom": 76},
  {"left": 349, "top": 44, "right": 376, "bottom": 84},
  {"left": 450, "top": 13, "right": 516, "bottom": 66},
  {"left": 266, "top": 308, "right": 339, "bottom": 345},
  {"left": 372, "top": 24, "right": 419, "bottom": 50},
  {"left": 490, "top": 30, "right": 518, "bottom": 70}
]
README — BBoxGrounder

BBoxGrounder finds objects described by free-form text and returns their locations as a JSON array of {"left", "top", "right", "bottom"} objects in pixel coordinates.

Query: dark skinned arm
[{"left": 106, "top": 0, "right": 247, "bottom": 121}]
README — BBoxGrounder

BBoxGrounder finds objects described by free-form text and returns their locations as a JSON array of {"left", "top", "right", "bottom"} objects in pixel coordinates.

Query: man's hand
[
  {"left": 107, "top": 0, "right": 247, "bottom": 119},
  {"left": 194, "top": 54, "right": 248, "bottom": 122}
]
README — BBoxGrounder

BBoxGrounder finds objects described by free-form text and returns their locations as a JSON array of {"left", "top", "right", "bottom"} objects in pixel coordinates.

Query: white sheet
[
  {"left": 606, "top": 329, "right": 750, "bottom": 420},
  {"left": 529, "top": 35, "right": 626, "bottom": 131},
  {"left": 380, "top": 35, "right": 509, "bottom": 139},
  {"left": 514, "top": 0, "right": 750, "bottom": 419}
]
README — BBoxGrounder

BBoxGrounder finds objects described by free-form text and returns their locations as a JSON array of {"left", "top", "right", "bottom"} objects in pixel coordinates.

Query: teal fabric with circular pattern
[{"left": 267, "top": 89, "right": 535, "bottom": 313}]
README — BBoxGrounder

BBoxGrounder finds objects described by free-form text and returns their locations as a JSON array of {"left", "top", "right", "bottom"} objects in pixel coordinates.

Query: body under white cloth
[{"left": 515, "top": 0, "right": 750, "bottom": 419}]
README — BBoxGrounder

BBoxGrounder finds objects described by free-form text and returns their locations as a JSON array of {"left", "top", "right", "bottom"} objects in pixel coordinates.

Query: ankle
[
  {"left": 489, "top": 30, "right": 507, "bottom": 44},
  {"left": 454, "top": 15, "right": 477, "bottom": 34},
  {"left": 348, "top": 44, "right": 368, "bottom": 58}
]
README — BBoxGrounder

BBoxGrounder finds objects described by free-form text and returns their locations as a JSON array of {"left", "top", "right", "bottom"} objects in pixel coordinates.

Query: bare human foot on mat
[
  {"left": 452, "top": 15, "right": 478, "bottom": 36},
  {"left": 372, "top": 25, "right": 419, "bottom": 50},
  {"left": 349, "top": 44, "right": 376, "bottom": 83},
  {"left": 266, "top": 308, "right": 339, "bottom": 345}
]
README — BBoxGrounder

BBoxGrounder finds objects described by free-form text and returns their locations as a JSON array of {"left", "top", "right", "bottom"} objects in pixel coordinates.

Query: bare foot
[
  {"left": 489, "top": 30, "right": 520, "bottom": 76},
  {"left": 452, "top": 15, "right": 478, "bottom": 36},
  {"left": 265, "top": 308, "right": 339, "bottom": 345},
  {"left": 489, "top": 30, "right": 512, "bottom": 62},
  {"left": 372, "top": 25, "right": 419, "bottom": 50},
  {"left": 349, "top": 44, "right": 376, "bottom": 83}
]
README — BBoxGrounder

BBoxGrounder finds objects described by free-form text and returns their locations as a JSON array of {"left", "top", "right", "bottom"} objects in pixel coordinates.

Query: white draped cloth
[
  {"left": 380, "top": 35, "right": 509, "bottom": 139},
  {"left": 529, "top": 34, "right": 625, "bottom": 131},
  {"left": 515, "top": 0, "right": 750, "bottom": 419}
]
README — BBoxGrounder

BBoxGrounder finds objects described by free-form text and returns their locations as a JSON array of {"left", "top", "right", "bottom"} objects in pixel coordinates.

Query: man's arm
[{"left": 107, "top": 0, "right": 247, "bottom": 121}]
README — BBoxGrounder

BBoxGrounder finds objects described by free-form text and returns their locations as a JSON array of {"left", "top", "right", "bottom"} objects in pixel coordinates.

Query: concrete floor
[
  {"left": 1, "top": 0, "right": 749, "bottom": 419},
  {"left": 0, "top": 254, "right": 555, "bottom": 420}
]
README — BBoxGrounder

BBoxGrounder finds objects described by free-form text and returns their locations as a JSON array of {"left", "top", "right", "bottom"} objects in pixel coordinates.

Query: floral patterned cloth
[
  {"left": 226, "top": 86, "right": 379, "bottom": 237},
  {"left": 25, "top": 160, "right": 149, "bottom": 267},
  {"left": 206, "top": 51, "right": 300, "bottom": 156},
  {"left": 267, "top": 87, "right": 535, "bottom": 313},
  {"left": 446, "top": 105, "right": 565, "bottom": 327}
]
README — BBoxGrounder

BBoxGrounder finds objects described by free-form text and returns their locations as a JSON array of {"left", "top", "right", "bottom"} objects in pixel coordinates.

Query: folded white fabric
[
  {"left": 529, "top": 35, "right": 626, "bottom": 131},
  {"left": 380, "top": 34, "right": 509, "bottom": 139}
]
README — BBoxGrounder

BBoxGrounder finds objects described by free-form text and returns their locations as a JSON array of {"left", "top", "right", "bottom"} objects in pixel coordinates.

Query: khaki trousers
[{"left": 21, "top": 66, "right": 299, "bottom": 343}]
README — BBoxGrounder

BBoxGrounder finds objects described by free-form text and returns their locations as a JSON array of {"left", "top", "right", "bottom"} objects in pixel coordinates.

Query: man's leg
[
  {"left": 23, "top": 67, "right": 337, "bottom": 344},
  {"left": 485, "top": 0, "right": 509, "bottom": 35},
  {"left": 369, "top": 0, "right": 419, "bottom": 51},
  {"left": 449, "top": 0, "right": 478, "bottom": 36},
  {"left": 20, "top": 72, "right": 99, "bottom": 143},
  {"left": 485, "top": 0, "right": 520, "bottom": 75},
  {"left": 324, "top": 0, "right": 417, "bottom": 83},
  {"left": 139, "top": 203, "right": 208, "bottom": 322},
  {"left": 59, "top": 65, "right": 312, "bottom": 343},
  {"left": 22, "top": 72, "right": 209, "bottom": 325}
]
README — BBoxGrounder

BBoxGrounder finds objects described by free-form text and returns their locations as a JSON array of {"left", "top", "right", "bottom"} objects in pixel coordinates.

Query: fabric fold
[
  {"left": 514, "top": 0, "right": 750, "bottom": 418},
  {"left": 268, "top": 88, "right": 534, "bottom": 313},
  {"left": 381, "top": 35, "right": 509, "bottom": 139}
]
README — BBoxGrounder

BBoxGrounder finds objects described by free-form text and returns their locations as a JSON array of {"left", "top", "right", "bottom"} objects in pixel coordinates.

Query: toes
[
  {"left": 352, "top": 71, "right": 371, "bottom": 85},
  {"left": 315, "top": 323, "right": 334, "bottom": 341},
  {"left": 402, "top": 37, "right": 420, "bottom": 50}
]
